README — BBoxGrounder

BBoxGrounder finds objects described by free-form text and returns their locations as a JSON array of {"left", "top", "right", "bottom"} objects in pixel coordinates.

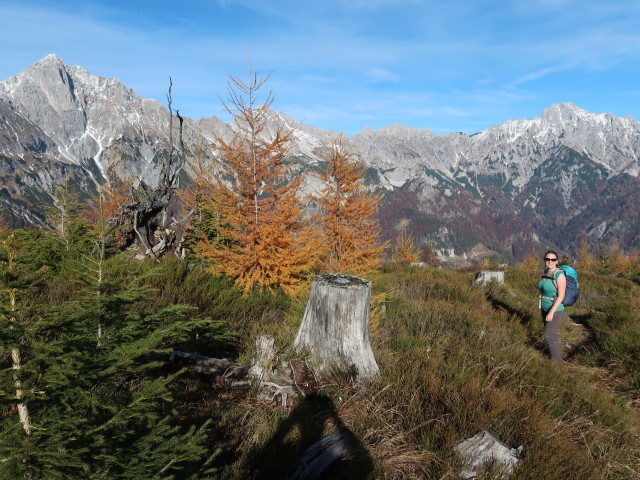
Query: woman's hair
[{"left": 544, "top": 250, "right": 559, "bottom": 259}]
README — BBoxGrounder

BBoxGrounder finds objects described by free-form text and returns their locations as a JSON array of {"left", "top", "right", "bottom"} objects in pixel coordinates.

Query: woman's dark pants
[{"left": 541, "top": 310, "right": 564, "bottom": 363}]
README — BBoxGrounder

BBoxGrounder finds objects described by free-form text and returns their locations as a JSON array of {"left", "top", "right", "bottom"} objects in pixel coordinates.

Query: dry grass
[{"left": 176, "top": 264, "right": 640, "bottom": 479}]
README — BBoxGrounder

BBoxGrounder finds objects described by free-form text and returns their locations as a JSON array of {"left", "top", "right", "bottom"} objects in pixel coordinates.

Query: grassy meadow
[
  {"left": 175, "top": 262, "right": 640, "bottom": 479},
  {"left": 2, "top": 235, "right": 639, "bottom": 479}
]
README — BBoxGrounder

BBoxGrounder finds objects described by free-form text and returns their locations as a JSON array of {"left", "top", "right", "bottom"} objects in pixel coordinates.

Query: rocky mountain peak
[
  {"left": 540, "top": 102, "right": 583, "bottom": 121},
  {"left": 38, "top": 53, "right": 65, "bottom": 64},
  {"left": 378, "top": 124, "right": 434, "bottom": 138},
  {"left": 541, "top": 102, "right": 640, "bottom": 132},
  {"left": 1, "top": 55, "right": 639, "bottom": 259}
]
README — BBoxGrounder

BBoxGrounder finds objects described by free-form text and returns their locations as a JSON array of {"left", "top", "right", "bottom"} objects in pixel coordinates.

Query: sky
[{"left": 1, "top": 0, "right": 639, "bottom": 136}]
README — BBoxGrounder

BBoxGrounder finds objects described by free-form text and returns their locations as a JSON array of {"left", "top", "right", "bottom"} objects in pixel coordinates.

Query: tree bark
[
  {"left": 8, "top": 287, "right": 31, "bottom": 436},
  {"left": 11, "top": 347, "right": 31, "bottom": 436},
  {"left": 294, "top": 274, "right": 380, "bottom": 382}
]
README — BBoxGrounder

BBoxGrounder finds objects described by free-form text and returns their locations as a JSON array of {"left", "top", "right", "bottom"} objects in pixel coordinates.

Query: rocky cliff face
[
  {"left": 1, "top": 55, "right": 638, "bottom": 260},
  {"left": 348, "top": 103, "right": 639, "bottom": 259}
]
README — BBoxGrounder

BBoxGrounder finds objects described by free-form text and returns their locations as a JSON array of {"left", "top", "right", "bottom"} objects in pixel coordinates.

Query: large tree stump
[{"left": 294, "top": 274, "right": 380, "bottom": 381}]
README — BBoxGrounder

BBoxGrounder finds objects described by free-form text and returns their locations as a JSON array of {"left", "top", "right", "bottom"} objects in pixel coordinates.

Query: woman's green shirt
[{"left": 538, "top": 269, "right": 565, "bottom": 312}]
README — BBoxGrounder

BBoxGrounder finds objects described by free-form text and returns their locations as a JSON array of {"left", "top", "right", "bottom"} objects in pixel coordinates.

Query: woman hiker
[{"left": 538, "top": 250, "right": 566, "bottom": 363}]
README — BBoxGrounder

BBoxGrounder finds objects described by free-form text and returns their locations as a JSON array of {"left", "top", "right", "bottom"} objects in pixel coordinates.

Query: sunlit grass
[{"left": 148, "top": 262, "right": 640, "bottom": 479}]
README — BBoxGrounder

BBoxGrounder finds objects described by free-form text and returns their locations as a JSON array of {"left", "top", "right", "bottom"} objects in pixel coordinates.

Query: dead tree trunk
[
  {"left": 118, "top": 78, "right": 187, "bottom": 259},
  {"left": 294, "top": 274, "right": 380, "bottom": 382},
  {"left": 11, "top": 347, "right": 31, "bottom": 436}
]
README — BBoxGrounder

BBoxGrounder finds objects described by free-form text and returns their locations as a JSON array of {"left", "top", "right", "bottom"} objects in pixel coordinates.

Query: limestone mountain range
[{"left": 1, "top": 55, "right": 639, "bottom": 261}]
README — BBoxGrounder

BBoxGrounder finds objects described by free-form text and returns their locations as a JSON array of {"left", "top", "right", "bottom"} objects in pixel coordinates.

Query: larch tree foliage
[
  {"left": 519, "top": 249, "right": 541, "bottom": 270},
  {"left": 196, "top": 64, "right": 320, "bottom": 296},
  {"left": 391, "top": 226, "right": 421, "bottom": 264},
  {"left": 576, "top": 240, "right": 598, "bottom": 271},
  {"left": 313, "top": 136, "right": 385, "bottom": 275}
]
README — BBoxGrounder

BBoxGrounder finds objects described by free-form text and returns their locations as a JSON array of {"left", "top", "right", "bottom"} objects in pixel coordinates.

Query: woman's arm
[{"left": 545, "top": 273, "right": 566, "bottom": 322}]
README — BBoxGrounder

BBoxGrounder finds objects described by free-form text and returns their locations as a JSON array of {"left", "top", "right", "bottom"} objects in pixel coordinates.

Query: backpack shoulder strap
[
  {"left": 552, "top": 269, "right": 565, "bottom": 293},
  {"left": 541, "top": 269, "right": 564, "bottom": 294}
]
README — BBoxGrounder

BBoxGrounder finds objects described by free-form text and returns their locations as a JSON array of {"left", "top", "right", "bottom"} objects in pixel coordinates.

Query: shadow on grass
[
  {"left": 247, "top": 394, "right": 372, "bottom": 480},
  {"left": 564, "top": 312, "right": 596, "bottom": 361},
  {"left": 488, "top": 297, "right": 534, "bottom": 327},
  {"left": 487, "top": 294, "right": 599, "bottom": 362}
]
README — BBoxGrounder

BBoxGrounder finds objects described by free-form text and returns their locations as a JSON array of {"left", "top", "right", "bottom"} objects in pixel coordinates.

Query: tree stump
[
  {"left": 247, "top": 334, "right": 297, "bottom": 406},
  {"left": 475, "top": 270, "right": 504, "bottom": 285},
  {"left": 294, "top": 274, "right": 380, "bottom": 382},
  {"left": 247, "top": 334, "right": 279, "bottom": 380}
]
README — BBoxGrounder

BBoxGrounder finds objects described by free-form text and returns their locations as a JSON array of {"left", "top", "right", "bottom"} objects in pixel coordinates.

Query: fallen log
[
  {"left": 170, "top": 336, "right": 309, "bottom": 408},
  {"left": 169, "top": 346, "right": 297, "bottom": 406},
  {"left": 286, "top": 429, "right": 357, "bottom": 480},
  {"left": 169, "top": 351, "right": 243, "bottom": 377}
]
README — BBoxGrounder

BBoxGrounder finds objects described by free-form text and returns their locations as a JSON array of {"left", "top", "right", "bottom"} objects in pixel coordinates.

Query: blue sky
[{"left": 1, "top": 0, "right": 639, "bottom": 136}]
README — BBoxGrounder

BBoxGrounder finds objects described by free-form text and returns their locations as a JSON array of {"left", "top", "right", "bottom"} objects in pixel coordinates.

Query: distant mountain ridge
[{"left": 1, "top": 55, "right": 639, "bottom": 261}]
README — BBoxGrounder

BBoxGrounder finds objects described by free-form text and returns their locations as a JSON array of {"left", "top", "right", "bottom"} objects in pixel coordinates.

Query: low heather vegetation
[{"left": 2, "top": 230, "right": 639, "bottom": 479}]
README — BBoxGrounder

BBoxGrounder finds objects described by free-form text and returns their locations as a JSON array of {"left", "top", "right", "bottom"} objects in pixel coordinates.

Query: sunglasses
[{"left": 544, "top": 257, "right": 558, "bottom": 262}]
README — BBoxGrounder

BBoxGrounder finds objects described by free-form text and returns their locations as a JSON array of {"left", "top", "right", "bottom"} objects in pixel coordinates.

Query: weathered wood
[
  {"left": 117, "top": 80, "right": 187, "bottom": 259},
  {"left": 260, "top": 382, "right": 295, "bottom": 408},
  {"left": 247, "top": 334, "right": 279, "bottom": 380},
  {"left": 286, "top": 429, "right": 356, "bottom": 480},
  {"left": 475, "top": 270, "right": 504, "bottom": 285},
  {"left": 169, "top": 351, "right": 235, "bottom": 376},
  {"left": 453, "top": 429, "right": 523, "bottom": 479},
  {"left": 246, "top": 335, "right": 298, "bottom": 407},
  {"left": 294, "top": 273, "right": 380, "bottom": 382},
  {"left": 11, "top": 347, "right": 31, "bottom": 435}
]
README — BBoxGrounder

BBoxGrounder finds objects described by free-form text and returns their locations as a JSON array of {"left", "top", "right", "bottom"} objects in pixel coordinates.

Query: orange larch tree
[
  {"left": 519, "top": 248, "right": 541, "bottom": 270},
  {"left": 391, "top": 227, "right": 421, "bottom": 264},
  {"left": 575, "top": 240, "right": 598, "bottom": 271},
  {"left": 607, "top": 244, "right": 630, "bottom": 275},
  {"left": 313, "top": 136, "right": 386, "bottom": 275},
  {"left": 196, "top": 66, "right": 320, "bottom": 296}
]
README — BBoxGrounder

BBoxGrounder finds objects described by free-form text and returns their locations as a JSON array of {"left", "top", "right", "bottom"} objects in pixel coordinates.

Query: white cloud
[
  {"left": 367, "top": 68, "right": 399, "bottom": 83},
  {"left": 512, "top": 63, "right": 578, "bottom": 85}
]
